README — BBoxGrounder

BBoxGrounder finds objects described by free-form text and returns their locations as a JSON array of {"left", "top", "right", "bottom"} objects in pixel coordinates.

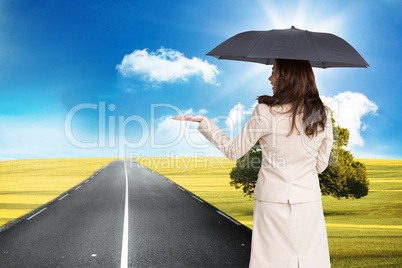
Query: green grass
[
  {"left": 322, "top": 159, "right": 402, "bottom": 267},
  {"left": 327, "top": 227, "right": 401, "bottom": 267}
]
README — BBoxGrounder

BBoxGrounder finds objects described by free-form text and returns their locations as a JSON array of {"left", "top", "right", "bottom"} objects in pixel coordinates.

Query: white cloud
[
  {"left": 150, "top": 109, "right": 222, "bottom": 157},
  {"left": 154, "top": 108, "right": 212, "bottom": 151},
  {"left": 321, "top": 91, "right": 378, "bottom": 148},
  {"left": 225, "top": 102, "right": 257, "bottom": 127},
  {"left": 116, "top": 47, "right": 220, "bottom": 84}
]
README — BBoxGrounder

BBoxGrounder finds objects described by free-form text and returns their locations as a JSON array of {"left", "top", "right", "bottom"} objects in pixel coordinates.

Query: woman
[{"left": 173, "top": 59, "right": 333, "bottom": 268}]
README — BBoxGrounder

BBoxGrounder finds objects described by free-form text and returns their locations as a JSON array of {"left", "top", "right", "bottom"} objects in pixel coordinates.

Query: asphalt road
[{"left": 0, "top": 160, "right": 252, "bottom": 267}]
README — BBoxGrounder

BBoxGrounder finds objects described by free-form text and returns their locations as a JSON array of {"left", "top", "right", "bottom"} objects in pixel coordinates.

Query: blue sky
[{"left": 0, "top": 0, "right": 401, "bottom": 161}]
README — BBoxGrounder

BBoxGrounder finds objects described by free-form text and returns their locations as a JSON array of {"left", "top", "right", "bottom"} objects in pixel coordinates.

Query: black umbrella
[{"left": 207, "top": 26, "right": 369, "bottom": 68}]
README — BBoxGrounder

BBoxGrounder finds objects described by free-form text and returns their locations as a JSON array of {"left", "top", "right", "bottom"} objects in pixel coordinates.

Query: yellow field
[
  {"left": 135, "top": 156, "right": 236, "bottom": 175},
  {"left": 0, "top": 158, "right": 116, "bottom": 227},
  {"left": 355, "top": 159, "right": 402, "bottom": 165},
  {"left": 1, "top": 157, "right": 401, "bottom": 229}
]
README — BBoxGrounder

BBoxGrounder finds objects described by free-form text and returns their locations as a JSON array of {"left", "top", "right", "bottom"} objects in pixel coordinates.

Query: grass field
[
  {"left": 0, "top": 157, "right": 401, "bottom": 267},
  {"left": 0, "top": 158, "right": 117, "bottom": 227}
]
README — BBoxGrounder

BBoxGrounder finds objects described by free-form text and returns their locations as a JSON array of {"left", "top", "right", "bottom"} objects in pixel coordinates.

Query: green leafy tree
[
  {"left": 229, "top": 143, "right": 261, "bottom": 196},
  {"left": 229, "top": 113, "right": 370, "bottom": 199}
]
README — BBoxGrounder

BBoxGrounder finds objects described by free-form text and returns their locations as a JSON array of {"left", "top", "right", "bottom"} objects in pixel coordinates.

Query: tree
[
  {"left": 229, "top": 143, "right": 261, "bottom": 197},
  {"left": 229, "top": 113, "right": 370, "bottom": 199}
]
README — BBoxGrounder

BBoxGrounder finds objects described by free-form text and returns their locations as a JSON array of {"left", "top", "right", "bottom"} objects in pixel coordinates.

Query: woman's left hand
[{"left": 172, "top": 115, "right": 206, "bottom": 123}]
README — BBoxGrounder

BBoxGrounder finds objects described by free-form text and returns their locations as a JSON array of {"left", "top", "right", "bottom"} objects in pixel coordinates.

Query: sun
[{"left": 255, "top": 0, "right": 350, "bottom": 35}]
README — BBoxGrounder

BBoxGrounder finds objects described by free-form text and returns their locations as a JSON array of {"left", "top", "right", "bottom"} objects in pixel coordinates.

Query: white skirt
[{"left": 249, "top": 200, "right": 331, "bottom": 268}]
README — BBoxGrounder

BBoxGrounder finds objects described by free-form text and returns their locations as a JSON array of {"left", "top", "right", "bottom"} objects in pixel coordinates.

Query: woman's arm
[
  {"left": 172, "top": 115, "right": 206, "bottom": 123},
  {"left": 316, "top": 107, "right": 334, "bottom": 173},
  {"left": 173, "top": 104, "right": 270, "bottom": 161}
]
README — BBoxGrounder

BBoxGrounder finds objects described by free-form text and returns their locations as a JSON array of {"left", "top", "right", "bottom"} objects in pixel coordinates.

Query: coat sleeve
[
  {"left": 316, "top": 106, "right": 334, "bottom": 173},
  {"left": 197, "top": 104, "right": 270, "bottom": 161}
]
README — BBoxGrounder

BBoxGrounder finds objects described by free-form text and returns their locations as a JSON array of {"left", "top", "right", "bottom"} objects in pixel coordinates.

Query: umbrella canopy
[{"left": 207, "top": 26, "right": 369, "bottom": 68}]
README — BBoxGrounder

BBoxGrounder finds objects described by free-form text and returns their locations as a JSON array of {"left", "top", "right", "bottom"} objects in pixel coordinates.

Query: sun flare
[{"left": 254, "top": 0, "right": 353, "bottom": 36}]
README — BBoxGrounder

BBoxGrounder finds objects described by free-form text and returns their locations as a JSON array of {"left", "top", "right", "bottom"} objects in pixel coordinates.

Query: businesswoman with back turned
[{"left": 173, "top": 59, "right": 333, "bottom": 268}]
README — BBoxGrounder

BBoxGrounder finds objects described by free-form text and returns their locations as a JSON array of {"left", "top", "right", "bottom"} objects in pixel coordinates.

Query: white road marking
[
  {"left": 58, "top": 194, "right": 69, "bottom": 200},
  {"left": 92, "top": 254, "right": 97, "bottom": 257},
  {"left": 26, "top": 208, "right": 47, "bottom": 220},
  {"left": 120, "top": 160, "right": 129, "bottom": 268},
  {"left": 168, "top": 180, "right": 174, "bottom": 184},
  {"left": 192, "top": 195, "right": 204, "bottom": 203},
  {"left": 75, "top": 185, "right": 82, "bottom": 190},
  {"left": 85, "top": 180, "right": 89, "bottom": 183},
  {"left": 178, "top": 186, "right": 185, "bottom": 191},
  {"left": 216, "top": 210, "right": 241, "bottom": 226}
]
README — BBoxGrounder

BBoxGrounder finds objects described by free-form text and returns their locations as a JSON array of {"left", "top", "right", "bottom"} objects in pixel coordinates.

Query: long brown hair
[{"left": 258, "top": 59, "right": 327, "bottom": 137}]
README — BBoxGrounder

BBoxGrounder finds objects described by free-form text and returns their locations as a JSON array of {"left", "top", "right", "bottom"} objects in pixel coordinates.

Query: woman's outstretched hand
[{"left": 172, "top": 115, "right": 206, "bottom": 123}]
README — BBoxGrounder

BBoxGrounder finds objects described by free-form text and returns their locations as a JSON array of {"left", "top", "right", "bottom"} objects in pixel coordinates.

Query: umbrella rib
[
  {"left": 306, "top": 31, "right": 324, "bottom": 68},
  {"left": 245, "top": 32, "right": 266, "bottom": 61}
]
